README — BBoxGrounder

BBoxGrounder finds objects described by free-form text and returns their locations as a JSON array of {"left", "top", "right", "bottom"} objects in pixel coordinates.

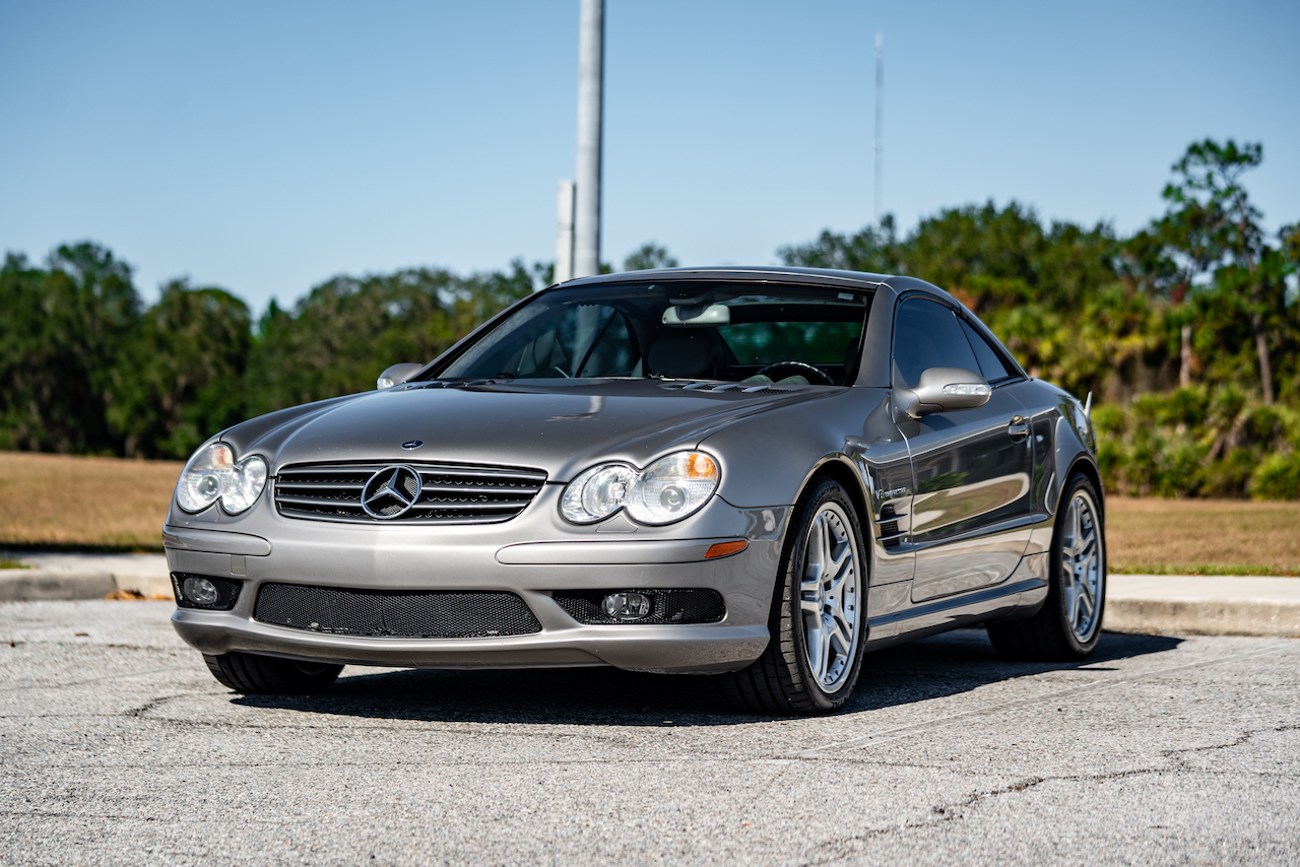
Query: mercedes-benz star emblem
[
  {"left": 401, "top": 439, "right": 423, "bottom": 450},
  {"left": 360, "top": 466, "right": 423, "bottom": 519}
]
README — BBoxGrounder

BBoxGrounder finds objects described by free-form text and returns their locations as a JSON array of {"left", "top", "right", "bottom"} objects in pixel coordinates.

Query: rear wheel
[
  {"left": 987, "top": 473, "right": 1105, "bottom": 660},
  {"left": 203, "top": 651, "right": 343, "bottom": 694},
  {"left": 727, "top": 479, "right": 867, "bottom": 714}
]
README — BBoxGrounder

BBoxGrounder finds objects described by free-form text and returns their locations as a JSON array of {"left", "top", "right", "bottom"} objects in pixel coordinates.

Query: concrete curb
[
  {"left": 1103, "top": 575, "right": 1300, "bottom": 638},
  {"left": 1103, "top": 598, "right": 1300, "bottom": 637},
  {"left": 1, "top": 564, "right": 1297, "bottom": 639},
  {"left": 0, "top": 569, "right": 172, "bottom": 602}
]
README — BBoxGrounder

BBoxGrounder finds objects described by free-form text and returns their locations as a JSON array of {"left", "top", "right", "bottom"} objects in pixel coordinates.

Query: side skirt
[{"left": 863, "top": 577, "right": 1048, "bottom": 652}]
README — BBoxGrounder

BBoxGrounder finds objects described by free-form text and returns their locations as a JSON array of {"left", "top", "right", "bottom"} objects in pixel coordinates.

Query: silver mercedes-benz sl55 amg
[{"left": 165, "top": 266, "right": 1105, "bottom": 714}]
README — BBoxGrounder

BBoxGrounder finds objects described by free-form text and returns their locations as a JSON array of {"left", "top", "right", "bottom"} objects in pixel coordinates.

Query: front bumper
[{"left": 164, "top": 497, "right": 788, "bottom": 674}]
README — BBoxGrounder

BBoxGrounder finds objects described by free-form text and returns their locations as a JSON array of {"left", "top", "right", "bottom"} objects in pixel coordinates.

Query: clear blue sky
[{"left": 2, "top": 0, "right": 1297, "bottom": 314}]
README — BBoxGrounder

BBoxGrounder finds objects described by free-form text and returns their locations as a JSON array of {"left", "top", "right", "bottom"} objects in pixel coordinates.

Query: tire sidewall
[
  {"left": 1051, "top": 474, "right": 1106, "bottom": 655},
  {"left": 781, "top": 479, "right": 869, "bottom": 712}
]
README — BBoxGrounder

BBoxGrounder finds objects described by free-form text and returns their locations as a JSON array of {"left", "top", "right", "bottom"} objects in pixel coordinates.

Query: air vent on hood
[
  {"left": 274, "top": 461, "right": 547, "bottom": 525},
  {"left": 656, "top": 381, "right": 803, "bottom": 394}
]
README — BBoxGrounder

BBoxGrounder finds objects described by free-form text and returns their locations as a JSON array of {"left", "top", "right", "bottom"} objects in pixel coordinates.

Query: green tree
[
  {"left": 106, "top": 279, "right": 252, "bottom": 458},
  {"left": 779, "top": 215, "right": 901, "bottom": 275},
  {"left": 0, "top": 243, "right": 140, "bottom": 453},
  {"left": 1158, "top": 139, "right": 1282, "bottom": 402},
  {"left": 244, "top": 264, "right": 536, "bottom": 415},
  {"left": 621, "top": 242, "right": 679, "bottom": 272}
]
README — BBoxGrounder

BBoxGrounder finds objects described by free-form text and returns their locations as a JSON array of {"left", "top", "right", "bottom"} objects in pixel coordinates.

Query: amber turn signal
[{"left": 704, "top": 540, "right": 749, "bottom": 560}]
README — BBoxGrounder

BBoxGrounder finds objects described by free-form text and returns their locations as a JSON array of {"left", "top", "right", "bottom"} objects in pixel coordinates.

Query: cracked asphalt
[{"left": 1, "top": 601, "right": 1297, "bottom": 865}]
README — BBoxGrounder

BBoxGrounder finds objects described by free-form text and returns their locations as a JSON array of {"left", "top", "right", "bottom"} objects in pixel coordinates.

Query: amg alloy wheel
[
  {"left": 727, "top": 479, "right": 866, "bottom": 714},
  {"left": 988, "top": 473, "right": 1106, "bottom": 660}
]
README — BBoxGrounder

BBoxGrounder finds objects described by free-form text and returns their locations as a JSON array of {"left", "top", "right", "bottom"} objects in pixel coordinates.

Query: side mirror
[
  {"left": 895, "top": 367, "right": 991, "bottom": 419},
  {"left": 377, "top": 362, "right": 423, "bottom": 390}
]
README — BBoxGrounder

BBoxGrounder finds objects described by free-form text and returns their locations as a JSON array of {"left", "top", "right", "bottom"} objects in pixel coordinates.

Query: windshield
[{"left": 435, "top": 280, "right": 872, "bottom": 386}]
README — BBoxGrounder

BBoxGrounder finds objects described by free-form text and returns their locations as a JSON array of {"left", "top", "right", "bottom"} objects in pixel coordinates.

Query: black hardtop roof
[
  {"left": 560, "top": 265, "right": 891, "bottom": 288},
  {"left": 554, "top": 265, "right": 959, "bottom": 304}
]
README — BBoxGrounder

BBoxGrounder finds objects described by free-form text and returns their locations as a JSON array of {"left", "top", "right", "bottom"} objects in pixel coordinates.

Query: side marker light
[{"left": 705, "top": 540, "right": 749, "bottom": 560}]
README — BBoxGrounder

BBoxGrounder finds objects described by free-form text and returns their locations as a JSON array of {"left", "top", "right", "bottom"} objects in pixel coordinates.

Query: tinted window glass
[
  {"left": 720, "top": 321, "right": 862, "bottom": 366},
  {"left": 958, "top": 317, "right": 1014, "bottom": 382},
  {"left": 893, "top": 298, "right": 980, "bottom": 388},
  {"left": 440, "top": 282, "right": 872, "bottom": 385},
  {"left": 480, "top": 303, "right": 637, "bottom": 379}
]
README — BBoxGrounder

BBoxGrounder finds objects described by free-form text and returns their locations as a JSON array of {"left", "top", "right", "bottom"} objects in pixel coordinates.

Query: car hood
[{"left": 228, "top": 380, "right": 838, "bottom": 481}]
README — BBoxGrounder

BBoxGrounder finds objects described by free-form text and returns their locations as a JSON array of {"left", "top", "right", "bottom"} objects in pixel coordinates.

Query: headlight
[
  {"left": 176, "top": 443, "right": 268, "bottom": 515},
  {"left": 560, "top": 451, "right": 720, "bottom": 526}
]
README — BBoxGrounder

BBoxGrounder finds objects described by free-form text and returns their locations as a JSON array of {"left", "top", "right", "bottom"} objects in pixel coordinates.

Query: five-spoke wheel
[
  {"left": 727, "top": 479, "right": 867, "bottom": 714},
  {"left": 799, "top": 502, "right": 862, "bottom": 693},
  {"left": 1060, "top": 486, "right": 1104, "bottom": 644}
]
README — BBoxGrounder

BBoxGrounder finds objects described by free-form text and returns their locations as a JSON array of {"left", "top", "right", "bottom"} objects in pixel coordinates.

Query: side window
[
  {"left": 957, "top": 316, "right": 1015, "bottom": 383},
  {"left": 892, "top": 298, "right": 981, "bottom": 388}
]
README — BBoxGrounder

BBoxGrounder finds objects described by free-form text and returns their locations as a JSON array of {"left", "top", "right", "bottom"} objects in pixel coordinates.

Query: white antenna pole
[
  {"left": 573, "top": 0, "right": 604, "bottom": 278},
  {"left": 553, "top": 180, "right": 576, "bottom": 285},
  {"left": 874, "top": 31, "right": 883, "bottom": 224}
]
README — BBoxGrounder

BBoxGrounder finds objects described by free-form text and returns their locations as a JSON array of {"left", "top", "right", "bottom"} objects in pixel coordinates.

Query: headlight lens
[
  {"left": 560, "top": 451, "right": 720, "bottom": 526},
  {"left": 561, "top": 464, "right": 636, "bottom": 523},
  {"left": 175, "top": 443, "right": 268, "bottom": 515}
]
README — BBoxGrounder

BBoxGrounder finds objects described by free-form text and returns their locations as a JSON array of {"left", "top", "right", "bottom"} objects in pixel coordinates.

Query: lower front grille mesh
[{"left": 254, "top": 583, "right": 541, "bottom": 638}]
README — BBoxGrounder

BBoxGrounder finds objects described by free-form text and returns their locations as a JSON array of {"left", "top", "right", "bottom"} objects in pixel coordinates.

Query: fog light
[
  {"left": 183, "top": 576, "right": 220, "bottom": 606},
  {"left": 171, "top": 572, "right": 241, "bottom": 610},
  {"left": 602, "top": 592, "right": 652, "bottom": 621}
]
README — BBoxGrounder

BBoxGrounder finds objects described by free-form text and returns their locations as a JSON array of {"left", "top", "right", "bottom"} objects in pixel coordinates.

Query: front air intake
[{"left": 254, "top": 583, "right": 542, "bottom": 638}]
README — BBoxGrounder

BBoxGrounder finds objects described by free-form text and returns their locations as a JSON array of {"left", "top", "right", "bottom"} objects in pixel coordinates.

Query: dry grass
[
  {"left": 0, "top": 452, "right": 181, "bottom": 551},
  {"left": 1, "top": 452, "right": 1297, "bottom": 573},
  {"left": 1107, "top": 496, "right": 1300, "bottom": 576}
]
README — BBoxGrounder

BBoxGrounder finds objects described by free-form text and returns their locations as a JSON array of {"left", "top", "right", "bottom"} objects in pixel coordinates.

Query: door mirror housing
[
  {"left": 377, "top": 362, "right": 423, "bottom": 390},
  {"left": 895, "top": 367, "right": 992, "bottom": 419}
]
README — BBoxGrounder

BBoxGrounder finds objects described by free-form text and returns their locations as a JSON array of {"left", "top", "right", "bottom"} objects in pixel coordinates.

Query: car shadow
[{"left": 233, "top": 629, "right": 1182, "bottom": 726}]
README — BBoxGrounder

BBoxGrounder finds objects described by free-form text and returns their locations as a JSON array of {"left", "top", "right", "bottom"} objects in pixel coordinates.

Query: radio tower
[{"left": 874, "top": 31, "right": 883, "bottom": 224}]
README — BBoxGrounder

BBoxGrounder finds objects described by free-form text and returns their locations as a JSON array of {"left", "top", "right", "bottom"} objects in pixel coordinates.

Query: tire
[
  {"left": 203, "top": 651, "right": 343, "bottom": 694},
  {"left": 726, "top": 479, "right": 868, "bottom": 714},
  {"left": 987, "top": 473, "right": 1106, "bottom": 661}
]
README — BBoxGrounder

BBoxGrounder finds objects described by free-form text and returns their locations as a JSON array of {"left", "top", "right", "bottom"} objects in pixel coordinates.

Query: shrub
[{"left": 1250, "top": 453, "right": 1300, "bottom": 500}]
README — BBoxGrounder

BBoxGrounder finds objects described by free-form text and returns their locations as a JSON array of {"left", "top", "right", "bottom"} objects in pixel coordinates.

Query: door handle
[{"left": 1007, "top": 416, "right": 1029, "bottom": 442}]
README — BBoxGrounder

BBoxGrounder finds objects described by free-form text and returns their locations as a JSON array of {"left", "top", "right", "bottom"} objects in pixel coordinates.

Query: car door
[{"left": 891, "top": 296, "right": 1036, "bottom": 602}]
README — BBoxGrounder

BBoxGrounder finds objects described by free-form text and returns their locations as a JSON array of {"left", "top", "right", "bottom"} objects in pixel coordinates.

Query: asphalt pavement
[
  {"left": 1, "top": 600, "right": 1296, "bottom": 865},
  {"left": 2, "top": 549, "right": 1298, "bottom": 637}
]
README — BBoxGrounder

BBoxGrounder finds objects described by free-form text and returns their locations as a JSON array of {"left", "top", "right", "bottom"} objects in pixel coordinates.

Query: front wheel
[
  {"left": 987, "top": 473, "right": 1106, "bottom": 660},
  {"left": 726, "top": 479, "right": 867, "bottom": 714},
  {"left": 203, "top": 651, "right": 343, "bottom": 694}
]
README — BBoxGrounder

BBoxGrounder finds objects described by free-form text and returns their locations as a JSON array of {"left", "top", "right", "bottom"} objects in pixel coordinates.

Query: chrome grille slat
[
  {"left": 420, "top": 468, "right": 547, "bottom": 482},
  {"left": 407, "top": 501, "right": 532, "bottom": 512},
  {"left": 276, "top": 480, "right": 367, "bottom": 490},
  {"left": 417, "top": 483, "right": 541, "bottom": 495},
  {"left": 276, "top": 494, "right": 366, "bottom": 507},
  {"left": 274, "top": 461, "right": 547, "bottom": 524}
]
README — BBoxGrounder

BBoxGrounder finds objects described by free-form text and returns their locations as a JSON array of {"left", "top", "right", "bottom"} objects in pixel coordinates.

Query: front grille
[
  {"left": 274, "top": 461, "right": 547, "bottom": 524},
  {"left": 553, "top": 589, "right": 726, "bottom": 625},
  {"left": 254, "top": 583, "right": 542, "bottom": 638}
]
